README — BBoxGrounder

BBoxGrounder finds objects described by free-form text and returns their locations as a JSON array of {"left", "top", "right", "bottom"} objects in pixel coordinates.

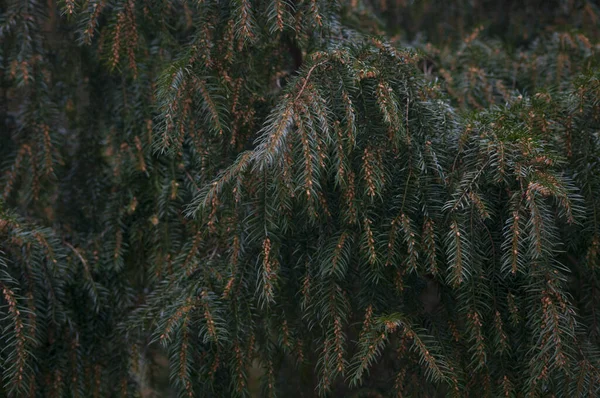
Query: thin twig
[
  {"left": 294, "top": 61, "right": 328, "bottom": 102},
  {"left": 405, "top": 96, "right": 411, "bottom": 145},
  {"left": 65, "top": 241, "right": 91, "bottom": 275},
  {"left": 185, "top": 170, "right": 200, "bottom": 191},
  {"left": 451, "top": 159, "right": 492, "bottom": 212}
]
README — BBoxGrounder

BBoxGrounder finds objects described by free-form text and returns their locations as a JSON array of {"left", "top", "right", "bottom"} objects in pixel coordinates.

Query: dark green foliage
[{"left": 1, "top": 0, "right": 600, "bottom": 396}]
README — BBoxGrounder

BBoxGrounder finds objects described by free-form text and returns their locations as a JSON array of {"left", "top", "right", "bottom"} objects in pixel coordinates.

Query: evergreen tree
[{"left": 1, "top": 0, "right": 600, "bottom": 396}]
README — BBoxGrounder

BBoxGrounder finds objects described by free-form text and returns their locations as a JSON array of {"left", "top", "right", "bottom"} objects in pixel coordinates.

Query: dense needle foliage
[{"left": 1, "top": 0, "right": 600, "bottom": 396}]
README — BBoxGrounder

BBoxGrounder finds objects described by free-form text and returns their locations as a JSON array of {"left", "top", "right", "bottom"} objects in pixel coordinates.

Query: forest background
[{"left": 2, "top": 0, "right": 600, "bottom": 397}]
